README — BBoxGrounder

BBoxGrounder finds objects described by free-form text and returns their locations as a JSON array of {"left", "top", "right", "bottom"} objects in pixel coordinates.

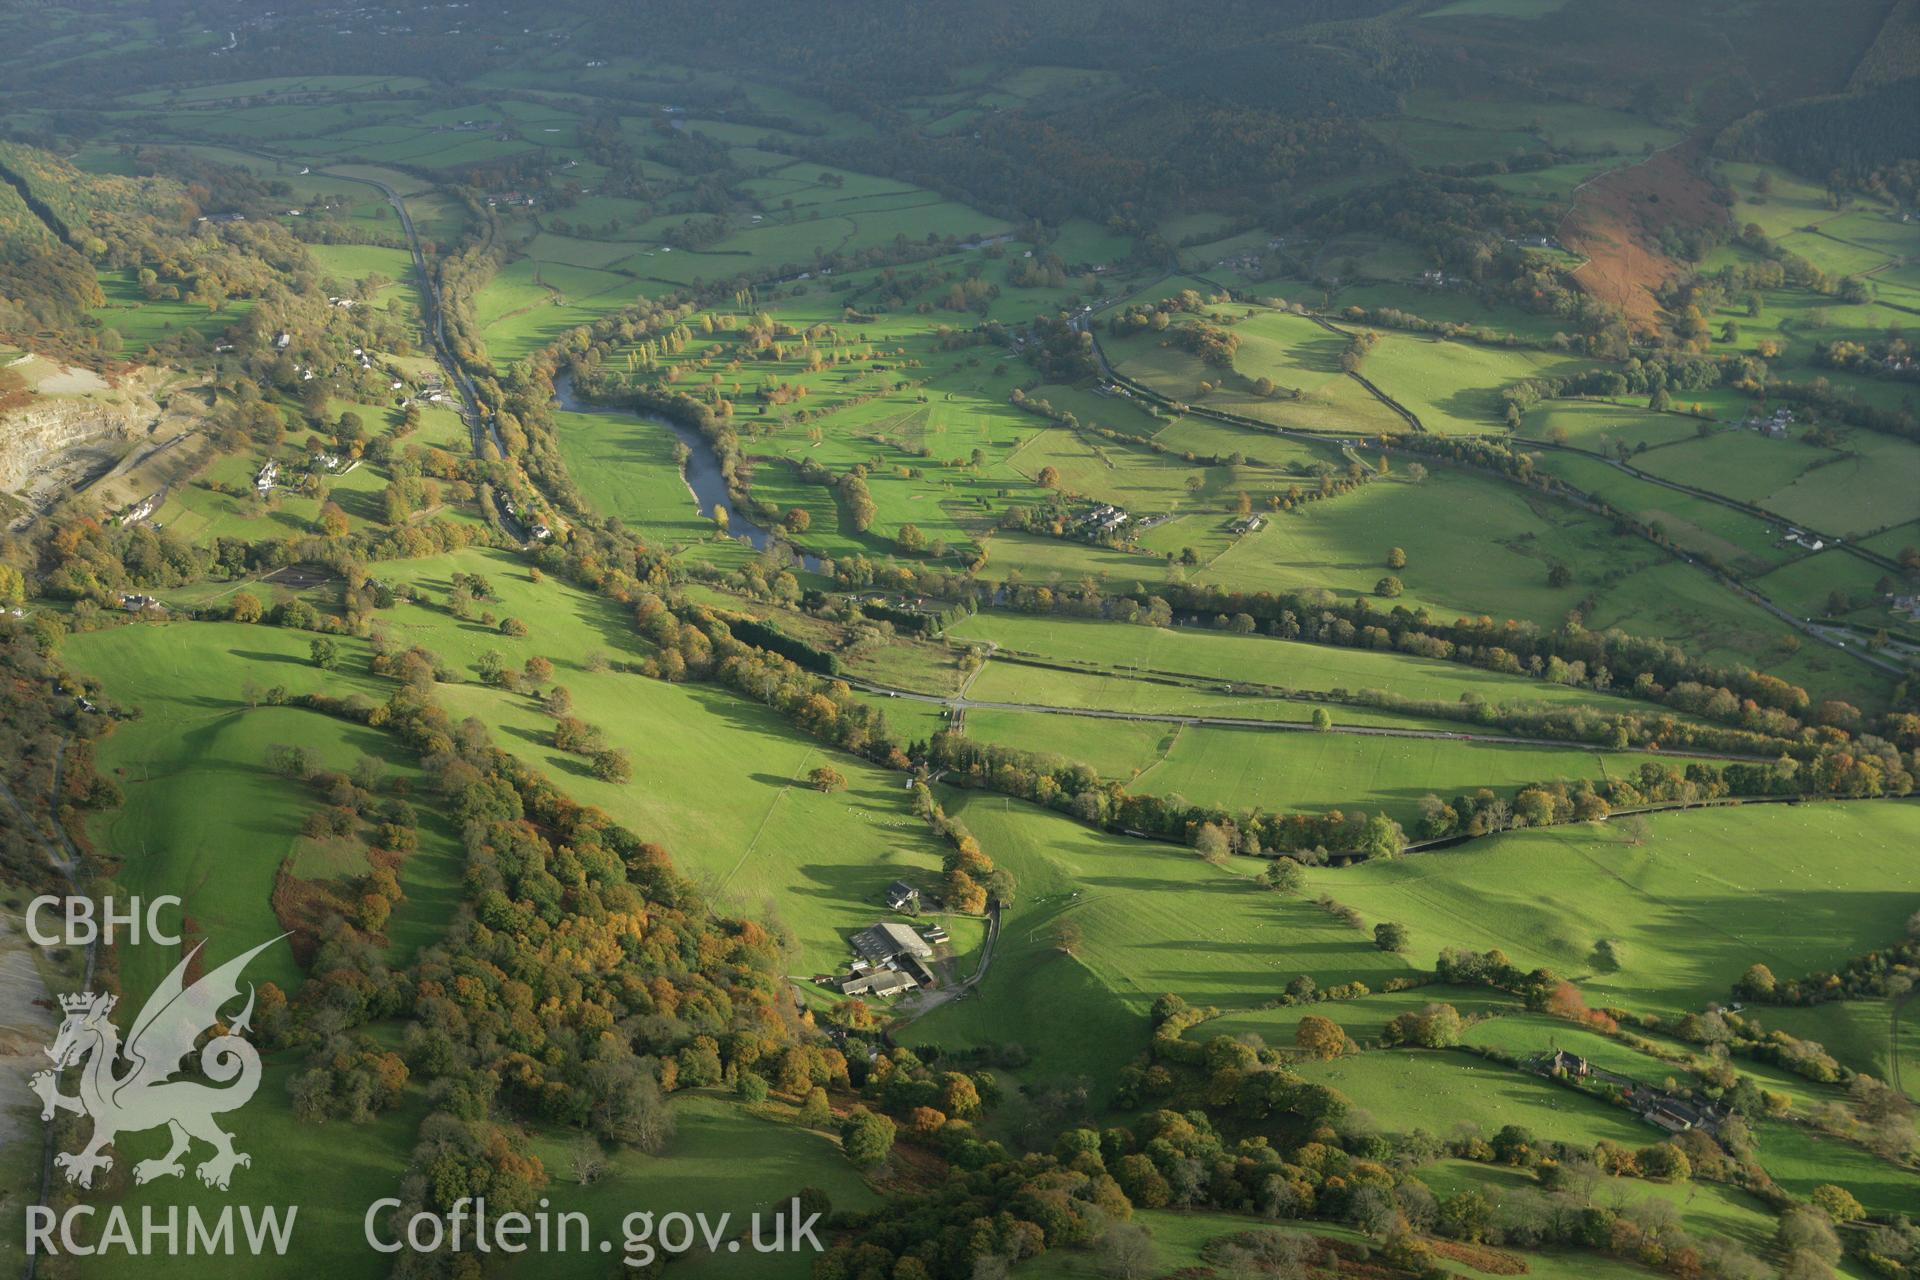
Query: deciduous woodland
[{"left": 0, "top": 1, "right": 1915, "bottom": 1278}]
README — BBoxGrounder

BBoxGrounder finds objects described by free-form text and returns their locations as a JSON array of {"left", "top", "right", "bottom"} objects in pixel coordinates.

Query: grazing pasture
[
  {"left": 61, "top": 624, "right": 457, "bottom": 1000},
  {"left": 1303, "top": 803, "right": 1920, "bottom": 1016}
]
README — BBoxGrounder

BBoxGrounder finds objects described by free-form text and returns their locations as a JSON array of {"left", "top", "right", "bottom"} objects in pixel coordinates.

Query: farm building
[
  {"left": 1546, "top": 1049, "right": 1591, "bottom": 1078},
  {"left": 851, "top": 922, "right": 933, "bottom": 964},
  {"left": 840, "top": 970, "right": 917, "bottom": 998}
]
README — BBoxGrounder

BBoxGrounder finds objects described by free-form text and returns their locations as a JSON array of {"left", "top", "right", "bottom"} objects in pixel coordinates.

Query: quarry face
[{"left": 0, "top": 356, "right": 203, "bottom": 529}]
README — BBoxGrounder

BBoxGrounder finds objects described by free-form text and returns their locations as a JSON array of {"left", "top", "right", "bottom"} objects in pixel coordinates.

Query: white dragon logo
[{"left": 29, "top": 937, "right": 279, "bottom": 1191}]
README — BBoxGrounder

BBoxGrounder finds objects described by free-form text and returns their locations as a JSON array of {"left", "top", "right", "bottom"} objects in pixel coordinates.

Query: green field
[
  {"left": 1416, "top": 1158, "right": 1779, "bottom": 1255},
  {"left": 8, "top": 12, "right": 1917, "bottom": 1274},
  {"left": 904, "top": 793, "right": 1416, "bottom": 1088},
  {"left": 510, "top": 1094, "right": 880, "bottom": 1279},
  {"left": 946, "top": 612, "right": 1675, "bottom": 712},
  {"left": 63, "top": 623, "right": 462, "bottom": 1001},
  {"left": 1303, "top": 803, "right": 1920, "bottom": 1016}
]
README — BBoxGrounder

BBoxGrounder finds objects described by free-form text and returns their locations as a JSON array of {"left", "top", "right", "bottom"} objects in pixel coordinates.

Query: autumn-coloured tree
[{"left": 1295, "top": 1015, "right": 1351, "bottom": 1061}]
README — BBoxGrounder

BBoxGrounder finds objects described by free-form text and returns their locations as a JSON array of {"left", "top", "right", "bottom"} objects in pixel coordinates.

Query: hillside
[{"left": 0, "top": 4, "right": 1914, "bottom": 1280}]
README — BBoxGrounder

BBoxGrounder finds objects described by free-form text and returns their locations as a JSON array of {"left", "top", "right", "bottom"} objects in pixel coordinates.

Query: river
[{"left": 551, "top": 373, "right": 821, "bottom": 571}]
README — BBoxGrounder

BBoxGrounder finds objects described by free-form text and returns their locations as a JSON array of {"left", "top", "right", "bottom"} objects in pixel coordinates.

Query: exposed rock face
[{"left": 0, "top": 395, "right": 143, "bottom": 493}]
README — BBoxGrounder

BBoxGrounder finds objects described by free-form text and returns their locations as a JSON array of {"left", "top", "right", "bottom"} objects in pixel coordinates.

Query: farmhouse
[
  {"left": 884, "top": 879, "right": 920, "bottom": 912},
  {"left": 1546, "top": 1049, "right": 1591, "bottom": 1078},
  {"left": 851, "top": 922, "right": 933, "bottom": 964},
  {"left": 255, "top": 460, "right": 279, "bottom": 492},
  {"left": 1077, "top": 503, "right": 1131, "bottom": 537}
]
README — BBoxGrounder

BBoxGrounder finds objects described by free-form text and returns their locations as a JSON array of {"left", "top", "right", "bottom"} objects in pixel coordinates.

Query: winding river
[{"left": 552, "top": 373, "right": 821, "bottom": 570}]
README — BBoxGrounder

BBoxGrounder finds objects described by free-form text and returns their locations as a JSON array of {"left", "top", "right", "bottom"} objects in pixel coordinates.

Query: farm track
[
  {"left": 892, "top": 904, "right": 1000, "bottom": 1030},
  {"left": 834, "top": 672, "right": 1779, "bottom": 763}
]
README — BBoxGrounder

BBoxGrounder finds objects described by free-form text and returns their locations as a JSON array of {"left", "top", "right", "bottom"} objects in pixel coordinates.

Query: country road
[
  {"left": 1514, "top": 434, "right": 1909, "bottom": 677},
  {"left": 316, "top": 168, "right": 507, "bottom": 461},
  {"left": 120, "top": 138, "right": 510, "bottom": 466}
]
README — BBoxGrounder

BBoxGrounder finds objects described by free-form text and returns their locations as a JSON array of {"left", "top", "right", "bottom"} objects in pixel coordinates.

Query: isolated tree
[
  {"left": 1374, "top": 922, "right": 1410, "bottom": 953},
  {"left": 1260, "top": 859, "right": 1304, "bottom": 894},
  {"left": 309, "top": 637, "right": 339, "bottom": 670},
  {"left": 1386, "top": 546, "right": 1407, "bottom": 569},
  {"left": 318, "top": 501, "right": 350, "bottom": 539},
  {"left": 1375, "top": 575, "right": 1403, "bottom": 598},
  {"left": 1311, "top": 707, "right": 1333, "bottom": 732},
  {"left": 591, "top": 748, "right": 633, "bottom": 783},
  {"left": 784, "top": 507, "right": 811, "bottom": 534},
  {"left": 808, "top": 765, "right": 847, "bottom": 793}
]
